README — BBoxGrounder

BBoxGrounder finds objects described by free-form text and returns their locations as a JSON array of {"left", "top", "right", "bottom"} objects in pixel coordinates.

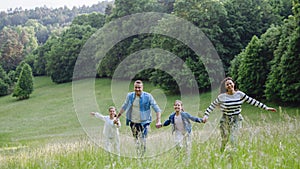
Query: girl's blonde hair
[{"left": 108, "top": 106, "right": 116, "bottom": 111}]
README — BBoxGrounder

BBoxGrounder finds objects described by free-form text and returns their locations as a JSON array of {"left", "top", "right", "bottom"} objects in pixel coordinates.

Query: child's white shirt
[{"left": 94, "top": 112, "right": 121, "bottom": 139}]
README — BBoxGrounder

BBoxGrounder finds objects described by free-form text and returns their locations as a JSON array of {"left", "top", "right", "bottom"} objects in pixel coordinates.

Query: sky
[{"left": 0, "top": 0, "right": 111, "bottom": 12}]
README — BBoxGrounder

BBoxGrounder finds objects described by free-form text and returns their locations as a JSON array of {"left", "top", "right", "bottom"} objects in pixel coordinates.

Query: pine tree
[
  {"left": 237, "top": 36, "right": 266, "bottom": 98},
  {"left": 12, "top": 63, "right": 34, "bottom": 100},
  {"left": 279, "top": 28, "right": 300, "bottom": 103}
]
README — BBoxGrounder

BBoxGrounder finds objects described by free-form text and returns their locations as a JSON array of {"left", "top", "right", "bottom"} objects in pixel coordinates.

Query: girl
[
  {"left": 91, "top": 106, "right": 121, "bottom": 156},
  {"left": 202, "top": 77, "right": 276, "bottom": 152},
  {"left": 163, "top": 100, "right": 203, "bottom": 163}
]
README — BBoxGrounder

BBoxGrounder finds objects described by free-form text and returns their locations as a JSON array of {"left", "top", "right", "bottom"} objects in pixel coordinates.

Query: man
[{"left": 115, "top": 80, "right": 162, "bottom": 157}]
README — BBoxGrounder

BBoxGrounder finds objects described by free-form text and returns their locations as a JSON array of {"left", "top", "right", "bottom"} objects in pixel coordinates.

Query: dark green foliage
[
  {"left": 295, "top": 0, "right": 300, "bottom": 18},
  {"left": 0, "top": 79, "right": 9, "bottom": 96},
  {"left": 0, "top": 65, "right": 12, "bottom": 86},
  {"left": 0, "top": 65, "right": 12, "bottom": 96},
  {"left": 237, "top": 36, "right": 264, "bottom": 97},
  {"left": 98, "top": 0, "right": 171, "bottom": 79},
  {"left": 221, "top": 0, "right": 284, "bottom": 72},
  {"left": 14, "top": 61, "right": 26, "bottom": 82},
  {"left": 7, "top": 70, "right": 16, "bottom": 86},
  {"left": 227, "top": 1, "right": 298, "bottom": 105},
  {"left": 264, "top": 1, "right": 300, "bottom": 105},
  {"left": 278, "top": 26, "right": 300, "bottom": 103},
  {"left": 107, "top": 0, "right": 149, "bottom": 20},
  {"left": 150, "top": 34, "right": 212, "bottom": 94},
  {"left": 46, "top": 25, "right": 96, "bottom": 83},
  {"left": 228, "top": 52, "right": 242, "bottom": 82},
  {"left": 71, "top": 12, "right": 106, "bottom": 29},
  {"left": 33, "top": 36, "right": 59, "bottom": 76},
  {"left": 2, "top": 0, "right": 297, "bottom": 104},
  {"left": 12, "top": 63, "right": 34, "bottom": 100},
  {"left": 235, "top": 26, "right": 282, "bottom": 99}
]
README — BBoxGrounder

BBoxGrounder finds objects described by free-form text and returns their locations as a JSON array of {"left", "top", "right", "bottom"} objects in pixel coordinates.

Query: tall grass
[
  {"left": 0, "top": 77, "right": 299, "bottom": 168},
  {"left": 1, "top": 111, "right": 299, "bottom": 169}
]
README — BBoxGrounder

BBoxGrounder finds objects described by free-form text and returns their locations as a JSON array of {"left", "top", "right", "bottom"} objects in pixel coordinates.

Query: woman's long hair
[{"left": 219, "top": 77, "right": 238, "bottom": 94}]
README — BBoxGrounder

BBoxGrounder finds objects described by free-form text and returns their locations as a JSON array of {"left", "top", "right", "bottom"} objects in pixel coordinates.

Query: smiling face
[
  {"left": 225, "top": 79, "right": 235, "bottom": 94},
  {"left": 109, "top": 107, "right": 117, "bottom": 119},
  {"left": 134, "top": 80, "right": 143, "bottom": 97},
  {"left": 174, "top": 100, "right": 183, "bottom": 113}
]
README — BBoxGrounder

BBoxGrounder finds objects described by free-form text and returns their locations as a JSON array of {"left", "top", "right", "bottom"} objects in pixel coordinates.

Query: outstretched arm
[
  {"left": 186, "top": 113, "right": 203, "bottom": 123},
  {"left": 90, "top": 112, "right": 105, "bottom": 121},
  {"left": 242, "top": 93, "right": 277, "bottom": 112},
  {"left": 266, "top": 107, "right": 277, "bottom": 112},
  {"left": 116, "top": 108, "right": 125, "bottom": 119}
]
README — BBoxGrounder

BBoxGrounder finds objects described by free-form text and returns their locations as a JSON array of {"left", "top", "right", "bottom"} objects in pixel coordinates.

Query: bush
[{"left": 0, "top": 79, "right": 9, "bottom": 96}]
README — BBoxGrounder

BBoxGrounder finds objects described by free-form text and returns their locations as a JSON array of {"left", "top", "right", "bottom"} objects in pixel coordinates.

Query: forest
[{"left": 0, "top": 0, "right": 299, "bottom": 105}]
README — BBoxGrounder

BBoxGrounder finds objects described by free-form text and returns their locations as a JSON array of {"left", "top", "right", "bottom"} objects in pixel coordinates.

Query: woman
[{"left": 202, "top": 77, "right": 276, "bottom": 152}]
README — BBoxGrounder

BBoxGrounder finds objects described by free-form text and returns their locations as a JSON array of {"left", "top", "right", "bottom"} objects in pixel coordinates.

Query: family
[{"left": 90, "top": 78, "right": 276, "bottom": 162}]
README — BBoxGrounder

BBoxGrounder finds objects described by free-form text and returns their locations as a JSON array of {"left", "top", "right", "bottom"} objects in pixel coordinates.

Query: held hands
[
  {"left": 114, "top": 120, "right": 119, "bottom": 126},
  {"left": 113, "top": 118, "right": 119, "bottom": 125},
  {"left": 155, "top": 121, "right": 162, "bottom": 128},
  {"left": 202, "top": 115, "right": 209, "bottom": 123}
]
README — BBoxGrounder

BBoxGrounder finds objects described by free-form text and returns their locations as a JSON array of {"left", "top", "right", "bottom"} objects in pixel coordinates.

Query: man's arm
[
  {"left": 116, "top": 108, "right": 125, "bottom": 119},
  {"left": 155, "top": 112, "right": 162, "bottom": 128}
]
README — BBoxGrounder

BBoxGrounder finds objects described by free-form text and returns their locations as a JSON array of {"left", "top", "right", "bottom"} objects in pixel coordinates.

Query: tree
[
  {"left": 0, "top": 27, "right": 24, "bottom": 71},
  {"left": 233, "top": 26, "right": 281, "bottom": 99},
  {"left": 278, "top": 28, "right": 300, "bottom": 103},
  {"left": 33, "top": 36, "right": 59, "bottom": 76},
  {"left": 277, "top": 0, "right": 300, "bottom": 103},
  {"left": 12, "top": 63, "right": 34, "bottom": 100},
  {"left": 14, "top": 61, "right": 26, "bottom": 82},
  {"left": 98, "top": 0, "right": 162, "bottom": 78},
  {"left": 265, "top": 0, "right": 300, "bottom": 104},
  {"left": 222, "top": 0, "right": 283, "bottom": 72},
  {"left": 71, "top": 12, "right": 106, "bottom": 29},
  {"left": 265, "top": 19, "right": 293, "bottom": 102},
  {"left": 46, "top": 25, "right": 96, "bottom": 83},
  {"left": 0, "top": 79, "right": 9, "bottom": 96},
  {"left": 24, "top": 19, "right": 50, "bottom": 44},
  {"left": 237, "top": 36, "right": 266, "bottom": 98},
  {"left": 146, "top": 0, "right": 225, "bottom": 93},
  {"left": 107, "top": 0, "right": 149, "bottom": 20},
  {"left": 228, "top": 51, "right": 243, "bottom": 82},
  {"left": 0, "top": 65, "right": 12, "bottom": 96}
]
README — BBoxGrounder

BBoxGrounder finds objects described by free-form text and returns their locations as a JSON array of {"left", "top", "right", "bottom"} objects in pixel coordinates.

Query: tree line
[{"left": 0, "top": 0, "right": 299, "bottom": 105}]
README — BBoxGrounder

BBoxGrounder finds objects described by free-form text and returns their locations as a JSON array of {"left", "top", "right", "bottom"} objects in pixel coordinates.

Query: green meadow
[{"left": 0, "top": 77, "right": 299, "bottom": 169}]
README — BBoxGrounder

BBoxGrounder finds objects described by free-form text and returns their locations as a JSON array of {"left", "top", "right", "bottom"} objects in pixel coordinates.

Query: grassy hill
[{"left": 0, "top": 76, "right": 299, "bottom": 168}]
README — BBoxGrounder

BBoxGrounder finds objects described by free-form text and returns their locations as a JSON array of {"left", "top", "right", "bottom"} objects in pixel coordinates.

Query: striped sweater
[{"left": 204, "top": 91, "right": 267, "bottom": 116}]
